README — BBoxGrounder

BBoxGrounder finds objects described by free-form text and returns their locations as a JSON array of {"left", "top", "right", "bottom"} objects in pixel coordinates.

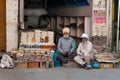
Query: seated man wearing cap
[
  {"left": 57, "top": 27, "right": 76, "bottom": 64},
  {"left": 74, "top": 33, "right": 94, "bottom": 69}
]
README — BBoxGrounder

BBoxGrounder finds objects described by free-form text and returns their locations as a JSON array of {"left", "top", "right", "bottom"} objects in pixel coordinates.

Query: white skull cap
[{"left": 81, "top": 33, "right": 89, "bottom": 39}]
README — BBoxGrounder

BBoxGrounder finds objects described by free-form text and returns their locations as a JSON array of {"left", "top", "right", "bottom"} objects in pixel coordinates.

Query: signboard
[
  {"left": 94, "top": 10, "right": 106, "bottom": 26},
  {"left": 93, "top": 0, "right": 106, "bottom": 10},
  {"left": 92, "top": 0, "right": 107, "bottom": 36}
]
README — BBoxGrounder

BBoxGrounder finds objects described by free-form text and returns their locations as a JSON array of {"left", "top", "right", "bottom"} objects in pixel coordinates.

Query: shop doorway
[{"left": 0, "top": 0, "right": 6, "bottom": 51}]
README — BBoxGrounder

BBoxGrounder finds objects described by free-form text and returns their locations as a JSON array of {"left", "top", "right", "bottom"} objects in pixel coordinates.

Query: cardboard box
[
  {"left": 40, "top": 62, "right": 46, "bottom": 68},
  {"left": 15, "top": 62, "right": 27, "bottom": 69},
  {"left": 40, "top": 61, "right": 54, "bottom": 68},
  {"left": 100, "top": 63, "right": 114, "bottom": 69},
  {"left": 27, "top": 62, "right": 39, "bottom": 68}
]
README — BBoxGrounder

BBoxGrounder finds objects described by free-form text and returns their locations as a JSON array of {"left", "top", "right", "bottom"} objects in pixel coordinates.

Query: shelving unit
[
  {"left": 57, "top": 17, "right": 64, "bottom": 30},
  {"left": 46, "top": 16, "right": 86, "bottom": 43},
  {"left": 56, "top": 16, "right": 85, "bottom": 43},
  {"left": 23, "top": 14, "right": 90, "bottom": 44},
  {"left": 50, "top": 17, "right": 57, "bottom": 31},
  {"left": 23, "top": 15, "right": 89, "bottom": 44}
]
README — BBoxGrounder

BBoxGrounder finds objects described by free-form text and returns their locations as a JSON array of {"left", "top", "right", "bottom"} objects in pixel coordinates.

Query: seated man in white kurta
[{"left": 74, "top": 33, "right": 95, "bottom": 69}]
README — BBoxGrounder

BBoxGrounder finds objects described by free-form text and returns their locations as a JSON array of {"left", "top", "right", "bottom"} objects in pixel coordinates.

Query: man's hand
[
  {"left": 62, "top": 52, "right": 66, "bottom": 56},
  {"left": 79, "top": 53, "right": 84, "bottom": 56},
  {"left": 79, "top": 51, "right": 84, "bottom": 56},
  {"left": 68, "top": 52, "right": 71, "bottom": 56}
]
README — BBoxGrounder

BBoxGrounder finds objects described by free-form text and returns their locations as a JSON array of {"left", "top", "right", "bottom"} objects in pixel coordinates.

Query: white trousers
[{"left": 74, "top": 54, "right": 94, "bottom": 66}]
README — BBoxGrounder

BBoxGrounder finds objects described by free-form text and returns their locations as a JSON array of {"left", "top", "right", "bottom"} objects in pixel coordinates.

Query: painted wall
[
  {"left": 47, "top": 0, "right": 93, "bottom": 17},
  {"left": 6, "top": 0, "right": 18, "bottom": 52}
]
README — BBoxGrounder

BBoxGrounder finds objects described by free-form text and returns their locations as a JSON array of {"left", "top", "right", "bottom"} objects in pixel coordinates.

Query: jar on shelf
[
  {"left": 32, "top": 37, "right": 36, "bottom": 43},
  {"left": 44, "top": 31, "right": 49, "bottom": 43},
  {"left": 45, "top": 36, "right": 49, "bottom": 43}
]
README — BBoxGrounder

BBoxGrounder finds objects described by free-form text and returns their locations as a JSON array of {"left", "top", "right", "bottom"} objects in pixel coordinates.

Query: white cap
[{"left": 81, "top": 33, "right": 89, "bottom": 39}]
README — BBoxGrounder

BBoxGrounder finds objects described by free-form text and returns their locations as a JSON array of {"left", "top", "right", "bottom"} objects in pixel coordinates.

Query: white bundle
[
  {"left": 20, "top": 32, "right": 28, "bottom": 45},
  {"left": 48, "top": 31, "right": 54, "bottom": 43},
  {"left": 35, "top": 30, "right": 41, "bottom": 43},
  {"left": 35, "top": 30, "right": 41, "bottom": 33},
  {"left": 27, "top": 32, "right": 35, "bottom": 44},
  {"left": 48, "top": 31, "right": 54, "bottom": 35},
  {"left": 48, "top": 36, "right": 54, "bottom": 43},
  {"left": 0, "top": 54, "right": 14, "bottom": 68},
  {"left": 41, "top": 31, "right": 47, "bottom": 39}
]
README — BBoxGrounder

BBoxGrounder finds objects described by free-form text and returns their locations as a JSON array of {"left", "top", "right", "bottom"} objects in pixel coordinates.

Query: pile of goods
[
  {"left": 95, "top": 53, "right": 118, "bottom": 62},
  {"left": 16, "top": 49, "right": 54, "bottom": 62},
  {"left": 11, "top": 29, "right": 56, "bottom": 68},
  {"left": 92, "top": 35, "right": 107, "bottom": 46},
  {"left": 20, "top": 30, "right": 54, "bottom": 45},
  {"left": 93, "top": 45, "right": 111, "bottom": 54},
  {"left": 19, "top": 30, "right": 56, "bottom": 52}
]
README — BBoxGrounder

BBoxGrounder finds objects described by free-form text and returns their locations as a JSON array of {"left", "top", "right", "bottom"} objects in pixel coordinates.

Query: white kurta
[{"left": 74, "top": 41, "right": 94, "bottom": 65}]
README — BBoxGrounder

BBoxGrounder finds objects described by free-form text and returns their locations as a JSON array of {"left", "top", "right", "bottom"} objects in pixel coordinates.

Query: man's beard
[{"left": 64, "top": 34, "right": 69, "bottom": 38}]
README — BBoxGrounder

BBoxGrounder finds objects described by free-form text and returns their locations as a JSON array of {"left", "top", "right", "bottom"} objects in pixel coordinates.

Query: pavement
[{"left": 0, "top": 67, "right": 120, "bottom": 80}]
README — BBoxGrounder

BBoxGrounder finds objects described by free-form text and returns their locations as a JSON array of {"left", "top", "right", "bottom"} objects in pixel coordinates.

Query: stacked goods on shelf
[
  {"left": 16, "top": 30, "right": 55, "bottom": 68},
  {"left": 93, "top": 45, "right": 103, "bottom": 54},
  {"left": 56, "top": 16, "right": 85, "bottom": 43},
  {"left": 35, "top": 30, "right": 41, "bottom": 43},
  {"left": 77, "top": 17, "right": 84, "bottom": 27},
  {"left": 95, "top": 53, "right": 117, "bottom": 62},
  {"left": 15, "top": 48, "right": 55, "bottom": 68},
  {"left": 20, "top": 30, "right": 55, "bottom": 45},
  {"left": 48, "top": 31, "right": 54, "bottom": 43},
  {"left": 64, "top": 17, "right": 70, "bottom": 26},
  {"left": 76, "top": 18, "right": 84, "bottom": 38},
  {"left": 27, "top": 31, "right": 35, "bottom": 44},
  {"left": 50, "top": 17, "right": 57, "bottom": 30},
  {"left": 92, "top": 26, "right": 107, "bottom": 46},
  {"left": 18, "top": 47, "right": 25, "bottom": 54},
  {"left": 92, "top": 27, "right": 108, "bottom": 36},
  {"left": 20, "top": 32, "right": 28, "bottom": 45},
  {"left": 70, "top": 27, "right": 77, "bottom": 37},
  {"left": 41, "top": 31, "right": 47, "bottom": 42},
  {"left": 70, "top": 17, "right": 77, "bottom": 37},
  {"left": 16, "top": 51, "right": 53, "bottom": 62},
  {"left": 57, "top": 17, "right": 63, "bottom": 30},
  {"left": 95, "top": 52, "right": 118, "bottom": 69},
  {"left": 70, "top": 17, "right": 77, "bottom": 24},
  {"left": 92, "top": 35, "right": 107, "bottom": 46},
  {"left": 77, "top": 28, "right": 84, "bottom": 38},
  {"left": 93, "top": 45, "right": 118, "bottom": 69}
]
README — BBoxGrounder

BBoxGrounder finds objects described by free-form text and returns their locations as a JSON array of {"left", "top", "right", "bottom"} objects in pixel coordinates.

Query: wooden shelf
[
  {"left": 70, "top": 17, "right": 77, "bottom": 24},
  {"left": 46, "top": 16, "right": 86, "bottom": 44},
  {"left": 64, "top": 17, "right": 70, "bottom": 26}
]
